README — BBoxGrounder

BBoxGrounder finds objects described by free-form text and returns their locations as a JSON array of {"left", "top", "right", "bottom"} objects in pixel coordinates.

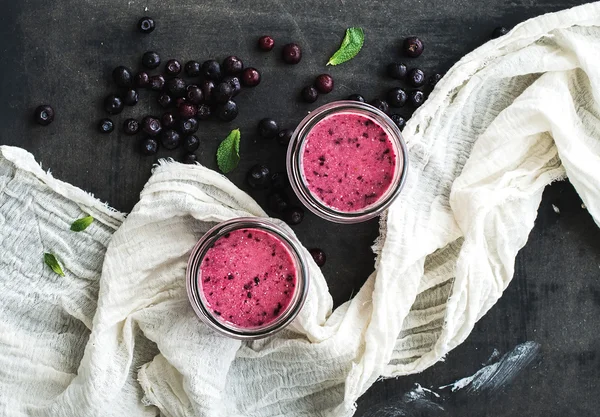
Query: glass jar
[
  {"left": 186, "top": 218, "right": 309, "bottom": 340},
  {"left": 287, "top": 100, "right": 409, "bottom": 223}
]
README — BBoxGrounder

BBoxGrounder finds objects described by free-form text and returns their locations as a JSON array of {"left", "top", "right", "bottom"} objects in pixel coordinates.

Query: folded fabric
[{"left": 1, "top": 2, "right": 599, "bottom": 416}]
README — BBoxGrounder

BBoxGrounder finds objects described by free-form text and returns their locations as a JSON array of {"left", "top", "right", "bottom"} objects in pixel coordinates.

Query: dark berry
[
  {"left": 112, "top": 66, "right": 133, "bottom": 88},
  {"left": 282, "top": 207, "right": 304, "bottom": 225},
  {"left": 123, "top": 89, "right": 139, "bottom": 106},
  {"left": 387, "top": 62, "right": 408, "bottom": 80},
  {"left": 196, "top": 104, "right": 212, "bottom": 120},
  {"left": 301, "top": 86, "right": 318, "bottom": 103},
  {"left": 123, "top": 118, "right": 140, "bottom": 135},
  {"left": 142, "top": 116, "right": 162, "bottom": 136},
  {"left": 409, "top": 90, "right": 425, "bottom": 107},
  {"left": 201, "top": 60, "right": 222, "bottom": 81},
  {"left": 258, "top": 35, "right": 275, "bottom": 51},
  {"left": 491, "top": 26, "right": 509, "bottom": 39},
  {"left": 140, "top": 137, "right": 158, "bottom": 155},
  {"left": 160, "top": 129, "right": 181, "bottom": 150},
  {"left": 277, "top": 129, "right": 293, "bottom": 146},
  {"left": 429, "top": 73, "right": 443, "bottom": 87},
  {"left": 178, "top": 102, "right": 197, "bottom": 118},
  {"left": 268, "top": 192, "right": 289, "bottom": 213},
  {"left": 309, "top": 248, "right": 326, "bottom": 267},
  {"left": 98, "top": 118, "right": 114, "bottom": 133},
  {"left": 165, "top": 77, "right": 186, "bottom": 97},
  {"left": 241, "top": 67, "right": 261, "bottom": 87},
  {"left": 161, "top": 112, "right": 176, "bottom": 128},
  {"left": 135, "top": 71, "right": 150, "bottom": 88},
  {"left": 104, "top": 94, "right": 124, "bottom": 115},
  {"left": 247, "top": 164, "right": 270, "bottom": 188},
  {"left": 184, "top": 61, "right": 201, "bottom": 77},
  {"left": 222, "top": 76, "right": 241, "bottom": 97},
  {"left": 186, "top": 85, "right": 204, "bottom": 104},
  {"left": 183, "top": 135, "right": 200, "bottom": 152},
  {"left": 282, "top": 43, "right": 302, "bottom": 64},
  {"left": 158, "top": 94, "right": 172, "bottom": 108},
  {"left": 222, "top": 56, "right": 244, "bottom": 76},
  {"left": 165, "top": 59, "right": 182, "bottom": 76},
  {"left": 183, "top": 153, "right": 197, "bottom": 164},
  {"left": 179, "top": 117, "right": 199, "bottom": 135},
  {"left": 390, "top": 114, "right": 406, "bottom": 131},
  {"left": 175, "top": 97, "right": 186, "bottom": 108},
  {"left": 142, "top": 51, "right": 161, "bottom": 69},
  {"left": 369, "top": 99, "right": 389, "bottom": 114},
  {"left": 387, "top": 87, "right": 407, "bottom": 107},
  {"left": 271, "top": 172, "right": 289, "bottom": 189},
  {"left": 138, "top": 16, "right": 155, "bottom": 34},
  {"left": 403, "top": 36, "right": 424, "bottom": 58},
  {"left": 33, "top": 104, "right": 54, "bottom": 126},
  {"left": 407, "top": 68, "right": 425, "bottom": 87},
  {"left": 314, "top": 74, "right": 334, "bottom": 94},
  {"left": 257, "top": 118, "right": 279, "bottom": 139},
  {"left": 214, "top": 82, "right": 234, "bottom": 104},
  {"left": 217, "top": 100, "right": 238, "bottom": 122},
  {"left": 149, "top": 74, "right": 165, "bottom": 91},
  {"left": 201, "top": 80, "right": 215, "bottom": 102},
  {"left": 347, "top": 94, "right": 365, "bottom": 102}
]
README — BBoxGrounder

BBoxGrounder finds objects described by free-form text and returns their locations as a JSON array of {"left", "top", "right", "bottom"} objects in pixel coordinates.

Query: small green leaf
[
  {"left": 70, "top": 215, "right": 94, "bottom": 232},
  {"left": 327, "top": 27, "right": 365, "bottom": 66},
  {"left": 216, "top": 128, "right": 241, "bottom": 174},
  {"left": 44, "top": 253, "right": 65, "bottom": 277}
]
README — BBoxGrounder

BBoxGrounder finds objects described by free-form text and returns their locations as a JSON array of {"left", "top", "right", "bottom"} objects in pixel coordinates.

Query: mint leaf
[
  {"left": 44, "top": 253, "right": 65, "bottom": 277},
  {"left": 216, "top": 129, "right": 241, "bottom": 174},
  {"left": 70, "top": 215, "right": 94, "bottom": 232},
  {"left": 327, "top": 27, "right": 364, "bottom": 66}
]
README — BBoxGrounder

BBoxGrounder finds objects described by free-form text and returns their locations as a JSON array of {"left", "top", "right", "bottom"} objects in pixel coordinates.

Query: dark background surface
[{"left": 0, "top": 0, "right": 598, "bottom": 416}]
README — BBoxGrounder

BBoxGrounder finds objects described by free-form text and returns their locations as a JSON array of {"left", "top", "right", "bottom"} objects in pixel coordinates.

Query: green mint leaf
[
  {"left": 216, "top": 128, "right": 241, "bottom": 174},
  {"left": 44, "top": 253, "right": 65, "bottom": 277},
  {"left": 327, "top": 27, "right": 364, "bottom": 66},
  {"left": 70, "top": 215, "right": 94, "bottom": 232}
]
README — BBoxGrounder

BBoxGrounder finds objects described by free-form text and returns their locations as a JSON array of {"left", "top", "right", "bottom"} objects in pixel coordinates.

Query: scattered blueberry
[
  {"left": 183, "top": 153, "right": 197, "bottom": 164},
  {"left": 165, "top": 77, "right": 186, "bottom": 97},
  {"left": 196, "top": 104, "right": 212, "bottom": 120},
  {"left": 142, "top": 116, "right": 162, "bottom": 136},
  {"left": 178, "top": 102, "right": 197, "bottom": 118},
  {"left": 369, "top": 99, "right": 389, "bottom": 114},
  {"left": 223, "top": 76, "right": 241, "bottom": 97},
  {"left": 258, "top": 35, "right": 275, "bottom": 51},
  {"left": 160, "top": 129, "right": 181, "bottom": 150},
  {"left": 387, "top": 87, "right": 408, "bottom": 107},
  {"left": 491, "top": 26, "right": 509, "bottom": 39},
  {"left": 214, "top": 82, "right": 234, "bottom": 104},
  {"left": 179, "top": 117, "right": 199, "bottom": 135},
  {"left": 268, "top": 192, "right": 289, "bottom": 213},
  {"left": 104, "top": 94, "right": 124, "bottom": 115},
  {"left": 142, "top": 51, "right": 161, "bottom": 69},
  {"left": 282, "top": 43, "right": 302, "bottom": 64},
  {"left": 387, "top": 62, "right": 408, "bottom": 80},
  {"left": 123, "top": 89, "right": 139, "bottom": 106},
  {"left": 403, "top": 36, "right": 424, "bottom": 58},
  {"left": 149, "top": 74, "right": 166, "bottom": 91},
  {"left": 309, "top": 248, "right": 326, "bottom": 267},
  {"left": 222, "top": 56, "right": 244, "bottom": 75},
  {"left": 277, "top": 129, "right": 293, "bottom": 146},
  {"left": 135, "top": 71, "right": 150, "bottom": 88},
  {"left": 161, "top": 112, "right": 176, "bottom": 128},
  {"left": 271, "top": 172, "right": 288, "bottom": 189},
  {"left": 201, "top": 80, "right": 216, "bottom": 102},
  {"left": 429, "top": 73, "right": 443, "bottom": 87},
  {"left": 390, "top": 114, "right": 406, "bottom": 131},
  {"left": 140, "top": 137, "right": 158, "bottom": 155},
  {"left": 347, "top": 94, "right": 365, "bottom": 102},
  {"left": 138, "top": 16, "right": 155, "bottom": 34},
  {"left": 314, "top": 74, "right": 334, "bottom": 94},
  {"left": 112, "top": 66, "right": 133, "bottom": 88},
  {"left": 301, "top": 86, "right": 318, "bottom": 103},
  {"left": 123, "top": 118, "right": 140, "bottom": 135},
  {"left": 98, "top": 118, "right": 114, "bottom": 133},
  {"left": 158, "top": 93, "right": 173, "bottom": 108},
  {"left": 409, "top": 90, "right": 425, "bottom": 107},
  {"left": 184, "top": 61, "right": 201, "bottom": 77},
  {"left": 241, "top": 67, "right": 261, "bottom": 87},
  {"left": 247, "top": 164, "right": 270, "bottom": 188},
  {"left": 282, "top": 206, "right": 304, "bottom": 225},
  {"left": 201, "top": 60, "right": 222, "bottom": 81},
  {"left": 186, "top": 85, "right": 204, "bottom": 104},
  {"left": 407, "top": 68, "right": 425, "bottom": 87},
  {"left": 33, "top": 104, "right": 54, "bottom": 126},
  {"left": 183, "top": 135, "right": 200, "bottom": 152},
  {"left": 258, "top": 118, "right": 279, "bottom": 139},
  {"left": 165, "top": 59, "right": 182, "bottom": 76},
  {"left": 217, "top": 100, "right": 238, "bottom": 121}
]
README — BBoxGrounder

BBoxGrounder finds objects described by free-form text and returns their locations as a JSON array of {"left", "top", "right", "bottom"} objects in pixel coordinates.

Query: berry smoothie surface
[
  {"left": 199, "top": 228, "right": 297, "bottom": 328},
  {"left": 301, "top": 112, "right": 397, "bottom": 212}
]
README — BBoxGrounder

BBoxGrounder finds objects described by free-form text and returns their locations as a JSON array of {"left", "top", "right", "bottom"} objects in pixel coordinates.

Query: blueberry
[
  {"left": 282, "top": 207, "right": 304, "bottom": 225},
  {"left": 142, "top": 116, "right": 162, "bottom": 136},
  {"left": 175, "top": 97, "right": 186, "bottom": 108},
  {"left": 183, "top": 153, "right": 197, "bottom": 164},
  {"left": 149, "top": 74, "right": 165, "bottom": 91},
  {"left": 104, "top": 94, "right": 124, "bottom": 115},
  {"left": 123, "top": 89, "right": 139, "bottom": 106},
  {"left": 158, "top": 93, "right": 173, "bottom": 108},
  {"left": 258, "top": 35, "right": 275, "bottom": 51},
  {"left": 222, "top": 76, "right": 241, "bottom": 97},
  {"left": 179, "top": 117, "right": 199, "bottom": 135},
  {"left": 135, "top": 71, "right": 150, "bottom": 88},
  {"left": 33, "top": 104, "right": 54, "bottom": 125},
  {"left": 161, "top": 112, "right": 176, "bottom": 128},
  {"left": 196, "top": 104, "right": 212, "bottom": 120},
  {"left": 183, "top": 135, "right": 200, "bottom": 152},
  {"left": 282, "top": 43, "right": 302, "bottom": 64},
  {"left": 217, "top": 100, "right": 238, "bottom": 122},
  {"left": 160, "top": 129, "right": 181, "bottom": 150},
  {"left": 271, "top": 172, "right": 289, "bottom": 189},
  {"left": 309, "top": 248, "right": 326, "bottom": 267},
  {"left": 277, "top": 129, "right": 293, "bottom": 146},
  {"left": 178, "top": 102, "right": 197, "bottom": 118},
  {"left": 123, "top": 118, "right": 140, "bottom": 135},
  {"left": 369, "top": 99, "right": 389, "bottom": 114},
  {"left": 140, "top": 137, "right": 158, "bottom": 155},
  {"left": 222, "top": 56, "right": 244, "bottom": 75},
  {"left": 314, "top": 74, "right": 334, "bottom": 94},
  {"left": 138, "top": 16, "right": 155, "bottom": 34},
  {"left": 409, "top": 90, "right": 425, "bottom": 107},
  {"left": 184, "top": 60, "right": 201, "bottom": 77},
  {"left": 165, "top": 77, "right": 186, "bottom": 97},
  {"left": 98, "top": 118, "right": 114, "bottom": 133},
  {"left": 491, "top": 26, "right": 509, "bottom": 39},
  {"left": 247, "top": 164, "right": 270, "bottom": 188},
  {"left": 258, "top": 118, "right": 279, "bottom": 139},
  {"left": 390, "top": 114, "right": 406, "bottom": 131},
  {"left": 201, "top": 60, "right": 222, "bottom": 81},
  {"left": 403, "top": 36, "right": 424, "bottom": 58},
  {"left": 214, "top": 82, "right": 234, "bottom": 104},
  {"left": 407, "top": 68, "right": 425, "bottom": 87},
  {"left": 142, "top": 51, "right": 161, "bottom": 69},
  {"left": 112, "top": 66, "right": 133, "bottom": 88},
  {"left": 201, "top": 80, "right": 215, "bottom": 102},
  {"left": 301, "top": 86, "right": 318, "bottom": 103},
  {"left": 165, "top": 59, "right": 182, "bottom": 76},
  {"left": 241, "top": 67, "right": 261, "bottom": 87},
  {"left": 387, "top": 87, "right": 407, "bottom": 107},
  {"left": 186, "top": 85, "right": 204, "bottom": 104},
  {"left": 387, "top": 62, "right": 408, "bottom": 80},
  {"left": 268, "top": 192, "right": 289, "bottom": 213},
  {"left": 347, "top": 94, "right": 365, "bottom": 102},
  {"left": 429, "top": 73, "right": 443, "bottom": 87}
]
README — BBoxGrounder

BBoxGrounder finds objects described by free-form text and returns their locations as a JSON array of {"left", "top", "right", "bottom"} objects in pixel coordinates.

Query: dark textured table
[{"left": 1, "top": 0, "right": 599, "bottom": 416}]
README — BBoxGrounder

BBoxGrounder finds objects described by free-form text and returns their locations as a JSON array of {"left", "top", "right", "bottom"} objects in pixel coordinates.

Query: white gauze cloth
[{"left": 1, "top": 2, "right": 600, "bottom": 416}]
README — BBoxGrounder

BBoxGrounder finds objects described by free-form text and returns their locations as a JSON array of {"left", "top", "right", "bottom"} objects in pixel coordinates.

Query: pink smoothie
[
  {"left": 199, "top": 228, "right": 297, "bottom": 328},
  {"left": 301, "top": 112, "right": 397, "bottom": 212}
]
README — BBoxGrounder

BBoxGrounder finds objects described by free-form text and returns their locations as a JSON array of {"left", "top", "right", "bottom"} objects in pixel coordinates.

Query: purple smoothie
[
  {"left": 301, "top": 112, "right": 397, "bottom": 212},
  {"left": 199, "top": 228, "right": 297, "bottom": 328}
]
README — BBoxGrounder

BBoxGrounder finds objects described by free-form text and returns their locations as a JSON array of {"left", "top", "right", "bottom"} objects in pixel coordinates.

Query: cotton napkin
[{"left": 1, "top": 2, "right": 599, "bottom": 416}]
